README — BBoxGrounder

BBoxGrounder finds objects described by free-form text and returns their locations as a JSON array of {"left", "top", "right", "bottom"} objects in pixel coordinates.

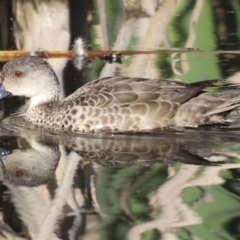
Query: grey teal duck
[{"left": 1, "top": 56, "right": 240, "bottom": 133}]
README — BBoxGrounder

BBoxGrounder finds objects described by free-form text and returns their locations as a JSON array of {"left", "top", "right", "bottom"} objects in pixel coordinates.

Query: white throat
[{"left": 29, "top": 93, "right": 58, "bottom": 108}]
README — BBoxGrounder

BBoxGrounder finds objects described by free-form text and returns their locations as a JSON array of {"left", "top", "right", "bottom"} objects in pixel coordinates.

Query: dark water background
[{"left": 1, "top": 0, "right": 240, "bottom": 239}]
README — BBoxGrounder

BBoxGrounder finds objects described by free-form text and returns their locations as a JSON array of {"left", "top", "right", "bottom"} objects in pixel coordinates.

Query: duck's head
[{"left": 0, "top": 56, "right": 60, "bottom": 107}]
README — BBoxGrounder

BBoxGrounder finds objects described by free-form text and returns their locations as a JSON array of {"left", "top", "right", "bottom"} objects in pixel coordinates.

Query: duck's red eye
[
  {"left": 16, "top": 170, "right": 23, "bottom": 177},
  {"left": 15, "top": 71, "right": 22, "bottom": 77}
]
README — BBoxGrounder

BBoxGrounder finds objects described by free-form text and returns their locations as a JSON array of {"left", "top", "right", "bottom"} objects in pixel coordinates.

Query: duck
[{"left": 0, "top": 56, "right": 240, "bottom": 133}]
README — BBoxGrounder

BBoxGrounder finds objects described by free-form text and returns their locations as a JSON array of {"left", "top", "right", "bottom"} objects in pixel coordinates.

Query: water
[{"left": 1, "top": 1, "right": 240, "bottom": 240}]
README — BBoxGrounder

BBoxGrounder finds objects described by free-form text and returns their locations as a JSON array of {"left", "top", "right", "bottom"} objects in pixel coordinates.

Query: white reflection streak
[
  {"left": 36, "top": 151, "right": 82, "bottom": 240},
  {"left": 100, "top": 18, "right": 138, "bottom": 78},
  {"left": 97, "top": 0, "right": 109, "bottom": 49},
  {"left": 180, "top": 0, "right": 204, "bottom": 74},
  {"left": 128, "top": 0, "right": 181, "bottom": 79}
]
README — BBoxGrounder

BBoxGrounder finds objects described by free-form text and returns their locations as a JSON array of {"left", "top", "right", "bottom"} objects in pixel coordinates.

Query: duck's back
[{"left": 64, "top": 77, "right": 219, "bottom": 107}]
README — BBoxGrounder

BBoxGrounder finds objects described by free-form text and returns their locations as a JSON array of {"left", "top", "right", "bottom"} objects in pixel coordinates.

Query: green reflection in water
[
  {"left": 180, "top": 185, "right": 240, "bottom": 240},
  {"left": 96, "top": 163, "right": 168, "bottom": 240},
  {"left": 165, "top": 0, "right": 221, "bottom": 82},
  {"left": 182, "top": 0, "right": 220, "bottom": 81},
  {"left": 167, "top": 0, "right": 195, "bottom": 48},
  {"left": 89, "top": 0, "right": 125, "bottom": 81},
  {"left": 231, "top": 0, "right": 240, "bottom": 38}
]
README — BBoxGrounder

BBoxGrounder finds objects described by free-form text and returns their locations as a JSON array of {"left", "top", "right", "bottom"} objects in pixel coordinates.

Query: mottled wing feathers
[{"left": 64, "top": 76, "right": 220, "bottom": 108}]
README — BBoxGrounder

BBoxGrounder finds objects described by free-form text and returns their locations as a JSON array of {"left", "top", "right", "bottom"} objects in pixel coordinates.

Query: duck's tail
[{"left": 206, "top": 96, "right": 240, "bottom": 117}]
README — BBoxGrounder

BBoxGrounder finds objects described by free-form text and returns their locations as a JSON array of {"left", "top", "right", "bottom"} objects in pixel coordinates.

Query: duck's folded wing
[{"left": 64, "top": 77, "right": 220, "bottom": 107}]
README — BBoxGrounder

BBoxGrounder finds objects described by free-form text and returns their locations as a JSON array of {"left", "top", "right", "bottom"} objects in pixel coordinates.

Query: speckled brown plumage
[{"left": 1, "top": 56, "right": 240, "bottom": 133}]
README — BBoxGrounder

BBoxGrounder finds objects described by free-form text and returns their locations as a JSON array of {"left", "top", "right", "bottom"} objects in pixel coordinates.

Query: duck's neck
[
  {"left": 29, "top": 93, "right": 59, "bottom": 108},
  {"left": 28, "top": 74, "right": 61, "bottom": 108},
  {"left": 26, "top": 96, "right": 61, "bottom": 128}
]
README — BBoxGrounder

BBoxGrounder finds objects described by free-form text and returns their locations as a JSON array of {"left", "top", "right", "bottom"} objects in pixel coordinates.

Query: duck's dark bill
[
  {"left": 0, "top": 85, "right": 10, "bottom": 101},
  {"left": 0, "top": 146, "right": 10, "bottom": 160}
]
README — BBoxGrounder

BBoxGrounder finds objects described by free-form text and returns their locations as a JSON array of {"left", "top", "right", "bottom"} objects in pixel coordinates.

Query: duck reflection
[
  {"left": 0, "top": 135, "right": 60, "bottom": 187},
  {"left": 0, "top": 132, "right": 218, "bottom": 188},
  {"left": 65, "top": 134, "right": 220, "bottom": 167}
]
